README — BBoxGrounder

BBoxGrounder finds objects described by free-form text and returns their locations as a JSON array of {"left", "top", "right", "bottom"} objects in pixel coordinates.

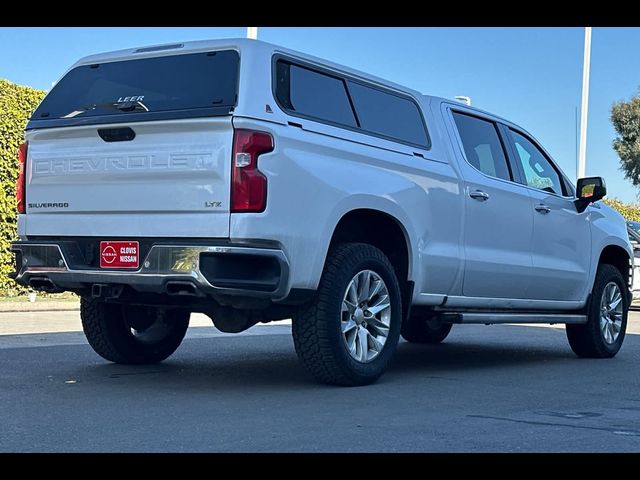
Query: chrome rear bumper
[{"left": 10, "top": 242, "right": 290, "bottom": 301}]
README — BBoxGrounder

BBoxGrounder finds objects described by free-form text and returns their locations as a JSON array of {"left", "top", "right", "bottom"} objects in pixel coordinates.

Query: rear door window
[
  {"left": 452, "top": 112, "right": 512, "bottom": 181},
  {"left": 31, "top": 50, "right": 239, "bottom": 125}
]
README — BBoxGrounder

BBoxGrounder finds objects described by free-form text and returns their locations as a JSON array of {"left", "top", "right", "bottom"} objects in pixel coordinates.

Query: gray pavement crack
[
  {"left": 109, "top": 371, "right": 165, "bottom": 378},
  {"left": 468, "top": 414, "right": 640, "bottom": 437}
]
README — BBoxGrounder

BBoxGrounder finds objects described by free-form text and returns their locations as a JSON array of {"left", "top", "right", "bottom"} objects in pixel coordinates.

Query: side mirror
[{"left": 575, "top": 176, "right": 606, "bottom": 213}]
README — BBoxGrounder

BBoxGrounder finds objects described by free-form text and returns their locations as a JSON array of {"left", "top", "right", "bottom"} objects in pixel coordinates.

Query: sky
[{"left": 1, "top": 26, "right": 640, "bottom": 203}]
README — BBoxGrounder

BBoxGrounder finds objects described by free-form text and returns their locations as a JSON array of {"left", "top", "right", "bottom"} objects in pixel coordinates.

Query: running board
[{"left": 441, "top": 313, "right": 587, "bottom": 325}]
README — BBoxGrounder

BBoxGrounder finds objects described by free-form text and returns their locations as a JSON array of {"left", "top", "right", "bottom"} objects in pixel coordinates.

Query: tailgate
[{"left": 25, "top": 117, "right": 232, "bottom": 238}]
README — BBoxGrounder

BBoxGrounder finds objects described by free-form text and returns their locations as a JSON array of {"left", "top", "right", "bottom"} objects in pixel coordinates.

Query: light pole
[
  {"left": 578, "top": 27, "right": 592, "bottom": 180},
  {"left": 247, "top": 27, "right": 258, "bottom": 40}
]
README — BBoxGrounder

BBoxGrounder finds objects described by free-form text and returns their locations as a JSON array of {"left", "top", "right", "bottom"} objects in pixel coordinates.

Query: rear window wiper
[
  {"left": 57, "top": 101, "right": 149, "bottom": 119},
  {"left": 59, "top": 104, "right": 97, "bottom": 118},
  {"left": 112, "top": 100, "right": 149, "bottom": 112}
]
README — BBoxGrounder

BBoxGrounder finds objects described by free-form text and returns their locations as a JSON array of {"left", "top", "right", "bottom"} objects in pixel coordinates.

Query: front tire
[
  {"left": 292, "top": 243, "right": 402, "bottom": 386},
  {"left": 566, "top": 263, "right": 628, "bottom": 358},
  {"left": 81, "top": 298, "right": 190, "bottom": 364}
]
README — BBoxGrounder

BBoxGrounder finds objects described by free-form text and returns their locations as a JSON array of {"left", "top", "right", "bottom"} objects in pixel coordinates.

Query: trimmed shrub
[
  {"left": 0, "top": 79, "right": 45, "bottom": 296},
  {"left": 603, "top": 198, "right": 640, "bottom": 223}
]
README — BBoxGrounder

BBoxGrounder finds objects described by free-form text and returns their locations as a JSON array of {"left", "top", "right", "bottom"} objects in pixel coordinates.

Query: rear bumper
[{"left": 10, "top": 241, "right": 290, "bottom": 301}]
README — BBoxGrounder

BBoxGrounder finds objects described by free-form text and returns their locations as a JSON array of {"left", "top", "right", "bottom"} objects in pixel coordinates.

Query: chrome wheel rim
[
  {"left": 341, "top": 270, "right": 391, "bottom": 363},
  {"left": 599, "top": 282, "right": 623, "bottom": 345}
]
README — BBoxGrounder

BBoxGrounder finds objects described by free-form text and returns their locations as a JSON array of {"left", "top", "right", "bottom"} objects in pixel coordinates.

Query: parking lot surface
[{"left": 1, "top": 311, "right": 639, "bottom": 452}]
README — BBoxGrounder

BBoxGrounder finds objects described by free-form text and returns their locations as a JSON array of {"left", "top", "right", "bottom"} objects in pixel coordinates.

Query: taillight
[
  {"left": 16, "top": 142, "right": 27, "bottom": 214},
  {"left": 231, "top": 129, "right": 274, "bottom": 213}
]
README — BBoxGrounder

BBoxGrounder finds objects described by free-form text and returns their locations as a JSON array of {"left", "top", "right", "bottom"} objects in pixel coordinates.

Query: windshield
[{"left": 32, "top": 50, "right": 239, "bottom": 121}]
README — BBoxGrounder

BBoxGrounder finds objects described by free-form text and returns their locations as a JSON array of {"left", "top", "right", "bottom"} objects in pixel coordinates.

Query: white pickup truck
[{"left": 10, "top": 38, "right": 633, "bottom": 386}]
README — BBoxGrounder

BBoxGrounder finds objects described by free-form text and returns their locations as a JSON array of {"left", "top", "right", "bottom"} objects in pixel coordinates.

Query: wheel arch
[
  {"left": 329, "top": 208, "right": 413, "bottom": 282},
  {"left": 597, "top": 244, "right": 632, "bottom": 296},
  {"left": 326, "top": 207, "right": 415, "bottom": 319}
]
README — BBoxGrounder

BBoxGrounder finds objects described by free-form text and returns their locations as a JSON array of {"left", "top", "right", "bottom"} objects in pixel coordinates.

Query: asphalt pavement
[{"left": 1, "top": 310, "right": 640, "bottom": 452}]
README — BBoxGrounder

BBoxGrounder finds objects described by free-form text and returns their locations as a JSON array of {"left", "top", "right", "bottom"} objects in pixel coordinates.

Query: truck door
[
  {"left": 448, "top": 109, "right": 534, "bottom": 299},
  {"left": 503, "top": 127, "right": 591, "bottom": 301}
]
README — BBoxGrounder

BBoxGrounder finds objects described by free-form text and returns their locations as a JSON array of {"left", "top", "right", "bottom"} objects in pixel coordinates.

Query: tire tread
[
  {"left": 292, "top": 243, "right": 401, "bottom": 386},
  {"left": 81, "top": 298, "right": 189, "bottom": 365},
  {"left": 566, "top": 263, "right": 627, "bottom": 358}
]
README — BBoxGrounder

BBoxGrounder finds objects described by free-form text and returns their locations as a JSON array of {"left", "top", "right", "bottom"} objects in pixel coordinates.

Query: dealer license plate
[{"left": 99, "top": 241, "right": 140, "bottom": 269}]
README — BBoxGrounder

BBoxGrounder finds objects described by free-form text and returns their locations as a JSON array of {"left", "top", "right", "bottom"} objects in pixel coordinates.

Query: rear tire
[
  {"left": 401, "top": 314, "right": 452, "bottom": 344},
  {"left": 81, "top": 298, "right": 189, "bottom": 364},
  {"left": 292, "top": 243, "right": 402, "bottom": 386},
  {"left": 566, "top": 264, "right": 628, "bottom": 358}
]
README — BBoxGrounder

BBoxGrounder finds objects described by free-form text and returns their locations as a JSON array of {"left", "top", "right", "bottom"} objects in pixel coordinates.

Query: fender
[
  {"left": 584, "top": 203, "right": 633, "bottom": 301},
  {"left": 308, "top": 194, "right": 418, "bottom": 291}
]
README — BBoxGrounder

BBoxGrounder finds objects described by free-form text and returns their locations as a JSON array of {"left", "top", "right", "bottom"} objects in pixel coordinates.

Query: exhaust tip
[
  {"left": 29, "top": 277, "right": 56, "bottom": 292},
  {"left": 166, "top": 281, "right": 201, "bottom": 297}
]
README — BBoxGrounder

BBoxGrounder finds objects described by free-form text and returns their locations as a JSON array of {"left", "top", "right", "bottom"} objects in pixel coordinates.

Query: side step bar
[{"left": 441, "top": 313, "right": 587, "bottom": 325}]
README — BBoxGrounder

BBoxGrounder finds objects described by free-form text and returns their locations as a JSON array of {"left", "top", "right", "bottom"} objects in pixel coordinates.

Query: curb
[{"left": 0, "top": 302, "right": 80, "bottom": 313}]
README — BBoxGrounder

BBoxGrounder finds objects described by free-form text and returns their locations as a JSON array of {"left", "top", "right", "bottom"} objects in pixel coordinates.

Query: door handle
[
  {"left": 535, "top": 204, "right": 551, "bottom": 214},
  {"left": 469, "top": 190, "right": 490, "bottom": 201}
]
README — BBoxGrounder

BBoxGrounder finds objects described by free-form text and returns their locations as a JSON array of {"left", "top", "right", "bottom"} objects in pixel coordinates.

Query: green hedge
[
  {"left": 0, "top": 79, "right": 46, "bottom": 296},
  {"left": 603, "top": 198, "right": 640, "bottom": 222}
]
